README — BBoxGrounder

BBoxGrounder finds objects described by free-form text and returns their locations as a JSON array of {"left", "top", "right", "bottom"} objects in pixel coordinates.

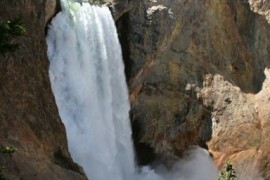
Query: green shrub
[
  {"left": 218, "top": 161, "right": 237, "bottom": 180},
  {"left": 0, "top": 18, "right": 26, "bottom": 54}
]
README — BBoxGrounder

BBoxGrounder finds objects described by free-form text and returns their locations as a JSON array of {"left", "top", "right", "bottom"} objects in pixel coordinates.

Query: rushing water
[
  {"left": 47, "top": 1, "right": 135, "bottom": 179},
  {"left": 47, "top": 1, "right": 218, "bottom": 180}
]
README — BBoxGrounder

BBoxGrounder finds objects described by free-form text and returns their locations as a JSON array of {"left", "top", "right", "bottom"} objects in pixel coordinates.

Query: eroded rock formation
[{"left": 115, "top": 0, "right": 270, "bottom": 178}]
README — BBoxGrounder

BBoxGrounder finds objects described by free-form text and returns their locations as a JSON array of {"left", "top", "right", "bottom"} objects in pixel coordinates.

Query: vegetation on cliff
[
  {"left": 0, "top": 18, "right": 25, "bottom": 54},
  {"left": 218, "top": 161, "right": 237, "bottom": 180},
  {"left": 0, "top": 146, "right": 17, "bottom": 180}
]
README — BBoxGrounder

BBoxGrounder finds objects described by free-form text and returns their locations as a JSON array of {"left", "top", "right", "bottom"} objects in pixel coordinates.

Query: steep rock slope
[
  {"left": 0, "top": 1, "right": 86, "bottom": 179},
  {"left": 116, "top": 0, "right": 270, "bottom": 178}
]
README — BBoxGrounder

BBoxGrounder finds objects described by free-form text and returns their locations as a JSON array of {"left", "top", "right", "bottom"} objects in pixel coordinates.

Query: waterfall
[
  {"left": 47, "top": 1, "right": 135, "bottom": 179},
  {"left": 46, "top": 1, "right": 218, "bottom": 180}
]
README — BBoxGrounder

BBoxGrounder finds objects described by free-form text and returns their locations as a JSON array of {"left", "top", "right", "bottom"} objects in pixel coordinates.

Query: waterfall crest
[{"left": 46, "top": 1, "right": 218, "bottom": 180}]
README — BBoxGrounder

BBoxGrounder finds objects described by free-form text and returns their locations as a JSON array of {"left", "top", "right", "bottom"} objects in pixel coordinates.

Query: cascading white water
[
  {"left": 47, "top": 1, "right": 218, "bottom": 180},
  {"left": 47, "top": 1, "right": 135, "bottom": 179}
]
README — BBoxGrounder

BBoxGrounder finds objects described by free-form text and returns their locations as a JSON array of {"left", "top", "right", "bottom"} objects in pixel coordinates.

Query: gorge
[{"left": 0, "top": 0, "right": 270, "bottom": 179}]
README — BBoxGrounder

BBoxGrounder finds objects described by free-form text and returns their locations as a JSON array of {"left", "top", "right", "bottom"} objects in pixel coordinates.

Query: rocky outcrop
[
  {"left": 116, "top": 0, "right": 270, "bottom": 178},
  {"left": 0, "top": 1, "right": 86, "bottom": 179},
  {"left": 45, "top": 0, "right": 60, "bottom": 24},
  {"left": 249, "top": 0, "right": 270, "bottom": 23}
]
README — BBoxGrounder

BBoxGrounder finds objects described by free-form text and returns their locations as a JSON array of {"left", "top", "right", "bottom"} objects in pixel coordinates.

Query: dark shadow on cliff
[
  {"left": 130, "top": 112, "right": 157, "bottom": 166},
  {"left": 116, "top": 11, "right": 133, "bottom": 81},
  {"left": 218, "top": 0, "right": 269, "bottom": 94},
  {"left": 53, "top": 148, "right": 85, "bottom": 175},
  {"left": 128, "top": 87, "right": 213, "bottom": 165}
]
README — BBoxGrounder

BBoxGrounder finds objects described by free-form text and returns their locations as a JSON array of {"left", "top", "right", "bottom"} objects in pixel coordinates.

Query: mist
[{"left": 138, "top": 147, "right": 218, "bottom": 180}]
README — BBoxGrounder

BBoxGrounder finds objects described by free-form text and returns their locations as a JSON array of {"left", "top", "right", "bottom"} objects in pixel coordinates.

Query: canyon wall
[
  {"left": 0, "top": 0, "right": 270, "bottom": 179},
  {"left": 115, "top": 0, "right": 270, "bottom": 178},
  {"left": 0, "top": 1, "right": 85, "bottom": 179}
]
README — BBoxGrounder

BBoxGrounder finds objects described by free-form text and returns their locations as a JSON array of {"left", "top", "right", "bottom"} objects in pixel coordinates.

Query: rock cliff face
[
  {"left": 0, "top": 1, "right": 85, "bottom": 179},
  {"left": 1, "top": 0, "right": 270, "bottom": 179},
  {"left": 115, "top": 0, "right": 270, "bottom": 178}
]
